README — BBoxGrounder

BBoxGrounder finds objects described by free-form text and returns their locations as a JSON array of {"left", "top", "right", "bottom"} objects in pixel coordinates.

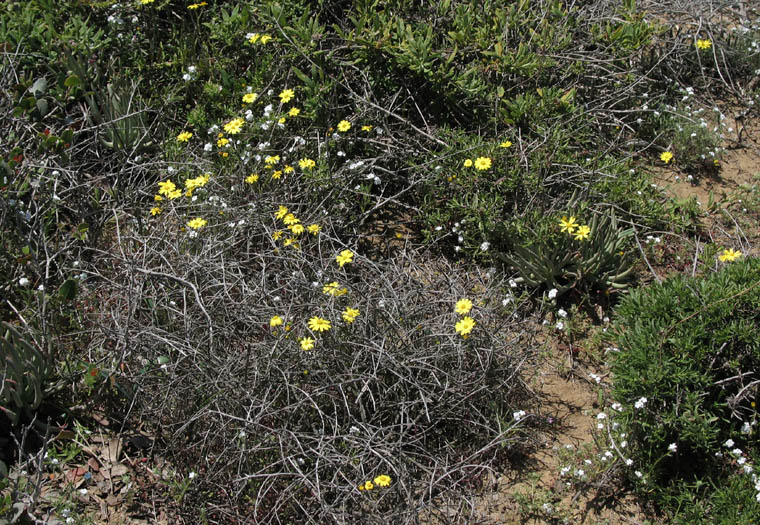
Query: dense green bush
[{"left": 611, "top": 256, "right": 760, "bottom": 522}]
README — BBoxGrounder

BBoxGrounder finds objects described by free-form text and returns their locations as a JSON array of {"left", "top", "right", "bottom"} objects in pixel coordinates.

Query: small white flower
[
  {"left": 547, "top": 288, "right": 558, "bottom": 299},
  {"left": 502, "top": 296, "right": 513, "bottom": 307},
  {"left": 737, "top": 457, "right": 747, "bottom": 465},
  {"left": 555, "top": 321, "right": 564, "bottom": 331},
  {"left": 188, "top": 471, "right": 197, "bottom": 479},
  {"left": 509, "top": 279, "right": 517, "bottom": 288},
  {"left": 611, "top": 402, "right": 622, "bottom": 412},
  {"left": 79, "top": 488, "right": 88, "bottom": 495},
  {"left": 480, "top": 241, "right": 490, "bottom": 252},
  {"left": 725, "top": 439, "right": 735, "bottom": 448},
  {"left": 635, "top": 470, "right": 643, "bottom": 478},
  {"left": 596, "top": 412, "right": 607, "bottom": 420},
  {"left": 18, "top": 277, "right": 30, "bottom": 287},
  {"left": 557, "top": 308, "right": 567, "bottom": 318},
  {"left": 732, "top": 448, "right": 743, "bottom": 456},
  {"left": 634, "top": 397, "right": 647, "bottom": 409},
  {"left": 584, "top": 459, "right": 592, "bottom": 465},
  {"left": 513, "top": 410, "right": 526, "bottom": 421},
  {"left": 625, "top": 458, "right": 634, "bottom": 466},
  {"left": 204, "top": 143, "right": 212, "bottom": 152},
  {"left": 574, "top": 469, "right": 585, "bottom": 478},
  {"left": 37, "top": 284, "right": 44, "bottom": 292},
  {"left": 187, "top": 66, "right": 196, "bottom": 74},
  {"left": 668, "top": 443, "right": 677, "bottom": 453},
  {"left": 621, "top": 440, "right": 628, "bottom": 448},
  {"left": 741, "top": 422, "right": 751, "bottom": 434},
  {"left": 560, "top": 466, "right": 570, "bottom": 476}
]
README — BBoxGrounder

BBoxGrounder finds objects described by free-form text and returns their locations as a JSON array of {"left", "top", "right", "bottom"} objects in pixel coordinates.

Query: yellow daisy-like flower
[
  {"left": 140, "top": 0, "right": 154, "bottom": 4},
  {"left": 279, "top": 89, "right": 295, "bottom": 104},
  {"left": 718, "top": 248, "right": 742, "bottom": 262},
  {"left": 270, "top": 315, "right": 284, "bottom": 328},
  {"left": 188, "top": 2, "right": 207, "bottom": 9},
  {"left": 177, "top": 131, "right": 192, "bottom": 142},
  {"left": 242, "top": 93, "right": 258, "bottom": 104},
  {"left": 150, "top": 206, "right": 161, "bottom": 216},
  {"left": 154, "top": 194, "right": 163, "bottom": 201},
  {"left": 454, "top": 298, "right": 473, "bottom": 315},
  {"left": 272, "top": 230, "right": 284, "bottom": 241},
  {"left": 363, "top": 481, "right": 374, "bottom": 490},
  {"left": 265, "top": 155, "right": 280, "bottom": 165},
  {"left": 217, "top": 137, "right": 229, "bottom": 148},
  {"left": 308, "top": 316, "right": 331, "bottom": 332},
  {"left": 342, "top": 307, "right": 360, "bottom": 323},
  {"left": 283, "top": 237, "right": 299, "bottom": 248},
  {"left": 455, "top": 316, "right": 476, "bottom": 337},
  {"left": 696, "top": 39, "right": 712, "bottom": 50},
  {"left": 275, "top": 205, "right": 288, "bottom": 220},
  {"left": 361, "top": 125, "right": 373, "bottom": 132},
  {"left": 474, "top": 157, "right": 492, "bottom": 171},
  {"left": 336, "top": 249, "right": 354, "bottom": 267},
  {"left": 260, "top": 35, "right": 272, "bottom": 44},
  {"left": 288, "top": 107, "right": 301, "bottom": 117},
  {"left": 248, "top": 33, "right": 261, "bottom": 44},
  {"left": 337, "top": 120, "right": 352, "bottom": 132},
  {"left": 289, "top": 223, "right": 305, "bottom": 235},
  {"left": 463, "top": 159, "right": 473, "bottom": 168},
  {"left": 224, "top": 118, "right": 244, "bottom": 135},
  {"left": 187, "top": 217, "right": 207, "bottom": 230},
  {"left": 299, "top": 337, "right": 315, "bottom": 351},
  {"left": 278, "top": 117, "right": 286, "bottom": 124},
  {"left": 573, "top": 224, "right": 591, "bottom": 241},
  {"left": 559, "top": 216, "right": 578, "bottom": 234},
  {"left": 307, "top": 224, "right": 321, "bottom": 235},
  {"left": 284, "top": 165, "right": 294, "bottom": 174},
  {"left": 245, "top": 174, "right": 259, "bottom": 184},
  {"left": 283, "top": 213, "right": 299, "bottom": 225},
  {"left": 373, "top": 475, "right": 391, "bottom": 487},
  {"left": 660, "top": 151, "right": 673, "bottom": 164},
  {"left": 271, "top": 170, "right": 283, "bottom": 180},
  {"left": 167, "top": 189, "right": 182, "bottom": 200},
  {"left": 299, "top": 158, "right": 316, "bottom": 169},
  {"left": 323, "top": 281, "right": 342, "bottom": 296},
  {"left": 500, "top": 140, "right": 512, "bottom": 148},
  {"left": 158, "top": 179, "right": 176, "bottom": 196}
]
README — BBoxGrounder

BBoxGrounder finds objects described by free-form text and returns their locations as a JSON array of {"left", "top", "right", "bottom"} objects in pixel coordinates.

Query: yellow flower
[
  {"left": 265, "top": 155, "right": 280, "bottom": 165},
  {"left": 288, "top": 107, "right": 301, "bottom": 117},
  {"left": 573, "top": 224, "right": 591, "bottom": 241},
  {"left": 154, "top": 194, "right": 163, "bottom": 201},
  {"left": 150, "top": 206, "right": 161, "bottom": 216},
  {"left": 361, "top": 125, "right": 373, "bottom": 132},
  {"left": 660, "top": 151, "right": 673, "bottom": 164},
  {"left": 474, "top": 157, "right": 492, "bottom": 171},
  {"left": 337, "top": 120, "right": 352, "bottom": 132},
  {"left": 278, "top": 117, "right": 286, "bottom": 124},
  {"left": 308, "top": 317, "right": 331, "bottom": 332},
  {"left": 289, "top": 223, "right": 305, "bottom": 235},
  {"left": 270, "top": 315, "right": 284, "bottom": 328},
  {"left": 245, "top": 174, "right": 259, "bottom": 184},
  {"left": 283, "top": 213, "right": 299, "bottom": 225},
  {"left": 342, "top": 307, "right": 360, "bottom": 323},
  {"left": 224, "top": 118, "right": 244, "bottom": 135},
  {"left": 454, "top": 298, "right": 473, "bottom": 315},
  {"left": 140, "top": 0, "right": 154, "bottom": 4},
  {"left": 158, "top": 179, "right": 176, "bottom": 196},
  {"left": 187, "top": 217, "right": 207, "bottom": 229},
  {"left": 500, "top": 140, "right": 512, "bottom": 148},
  {"left": 217, "top": 137, "right": 229, "bottom": 148},
  {"left": 242, "top": 93, "right": 258, "bottom": 104},
  {"left": 260, "top": 35, "right": 272, "bottom": 44},
  {"left": 455, "top": 316, "right": 476, "bottom": 337},
  {"left": 559, "top": 216, "right": 578, "bottom": 234},
  {"left": 299, "top": 158, "right": 316, "bottom": 169},
  {"left": 323, "top": 281, "right": 342, "bottom": 296},
  {"left": 184, "top": 174, "right": 210, "bottom": 196},
  {"left": 283, "top": 237, "right": 299, "bottom": 248},
  {"left": 271, "top": 170, "right": 282, "bottom": 180},
  {"left": 373, "top": 475, "right": 391, "bottom": 487},
  {"left": 718, "top": 248, "right": 742, "bottom": 262},
  {"left": 167, "top": 189, "right": 182, "bottom": 200},
  {"left": 696, "top": 39, "right": 712, "bottom": 50},
  {"left": 279, "top": 89, "right": 295, "bottom": 104},
  {"left": 463, "top": 159, "right": 473, "bottom": 168},
  {"left": 272, "top": 230, "right": 284, "bottom": 241},
  {"left": 363, "top": 480, "right": 374, "bottom": 490},
  {"left": 307, "top": 224, "right": 321, "bottom": 235},
  {"left": 275, "top": 205, "right": 288, "bottom": 220},
  {"left": 248, "top": 33, "right": 261, "bottom": 44},
  {"left": 177, "top": 131, "right": 193, "bottom": 142},
  {"left": 299, "top": 337, "right": 315, "bottom": 351},
  {"left": 188, "top": 2, "right": 207, "bottom": 9},
  {"left": 336, "top": 249, "right": 354, "bottom": 267}
]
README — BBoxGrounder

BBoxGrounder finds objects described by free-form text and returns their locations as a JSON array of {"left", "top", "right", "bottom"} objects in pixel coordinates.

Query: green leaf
[{"left": 59, "top": 279, "right": 77, "bottom": 301}]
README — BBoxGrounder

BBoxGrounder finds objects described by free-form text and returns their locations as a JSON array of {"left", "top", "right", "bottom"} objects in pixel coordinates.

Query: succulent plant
[
  {"left": 1, "top": 323, "right": 53, "bottom": 426},
  {"left": 500, "top": 210, "right": 635, "bottom": 296}
]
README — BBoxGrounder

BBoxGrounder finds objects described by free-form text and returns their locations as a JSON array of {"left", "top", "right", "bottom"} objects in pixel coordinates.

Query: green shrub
[{"left": 610, "top": 256, "right": 760, "bottom": 522}]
